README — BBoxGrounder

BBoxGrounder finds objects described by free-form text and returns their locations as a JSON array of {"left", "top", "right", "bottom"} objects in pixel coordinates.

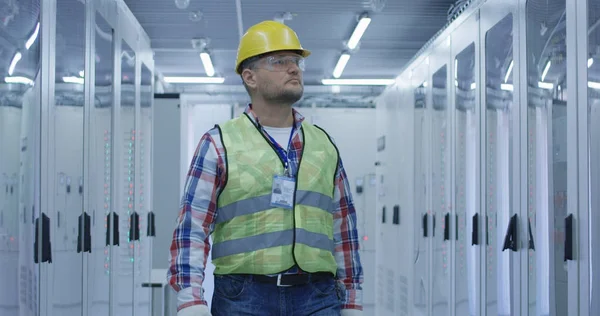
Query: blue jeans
[{"left": 210, "top": 274, "right": 343, "bottom": 316}]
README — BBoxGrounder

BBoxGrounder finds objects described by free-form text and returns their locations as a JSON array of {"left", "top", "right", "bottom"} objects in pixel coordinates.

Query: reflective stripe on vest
[{"left": 212, "top": 113, "right": 339, "bottom": 275}]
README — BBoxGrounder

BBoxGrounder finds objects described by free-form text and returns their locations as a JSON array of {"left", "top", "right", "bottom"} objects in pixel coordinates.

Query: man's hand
[
  {"left": 341, "top": 309, "right": 363, "bottom": 316},
  {"left": 177, "top": 304, "right": 212, "bottom": 316}
]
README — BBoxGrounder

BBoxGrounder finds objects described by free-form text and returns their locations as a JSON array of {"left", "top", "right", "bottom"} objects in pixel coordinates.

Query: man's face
[{"left": 247, "top": 51, "right": 305, "bottom": 105}]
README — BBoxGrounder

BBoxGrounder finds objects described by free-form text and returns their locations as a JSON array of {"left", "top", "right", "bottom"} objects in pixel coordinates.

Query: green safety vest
[{"left": 211, "top": 113, "right": 339, "bottom": 276}]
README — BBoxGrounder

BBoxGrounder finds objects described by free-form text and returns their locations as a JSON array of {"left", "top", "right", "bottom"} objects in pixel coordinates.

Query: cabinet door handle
[
  {"left": 564, "top": 214, "right": 574, "bottom": 261},
  {"left": 472, "top": 213, "right": 479, "bottom": 245},
  {"left": 502, "top": 214, "right": 518, "bottom": 252},
  {"left": 423, "top": 213, "right": 428, "bottom": 237}
]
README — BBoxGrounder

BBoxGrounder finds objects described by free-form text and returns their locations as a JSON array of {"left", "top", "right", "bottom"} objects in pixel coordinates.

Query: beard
[{"left": 262, "top": 82, "right": 303, "bottom": 105}]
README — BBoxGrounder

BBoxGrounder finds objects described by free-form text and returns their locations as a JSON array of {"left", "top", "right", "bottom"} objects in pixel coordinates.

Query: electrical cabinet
[
  {"left": 374, "top": 0, "right": 600, "bottom": 315},
  {"left": 0, "top": 0, "right": 154, "bottom": 315}
]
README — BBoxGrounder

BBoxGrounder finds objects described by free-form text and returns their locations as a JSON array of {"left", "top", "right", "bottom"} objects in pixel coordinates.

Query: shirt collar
[{"left": 244, "top": 103, "right": 305, "bottom": 130}]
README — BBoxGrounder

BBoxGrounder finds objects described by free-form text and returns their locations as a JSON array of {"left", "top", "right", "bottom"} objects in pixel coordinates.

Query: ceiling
[{"left": 123, "top": 0, "right": 460, "bottom": 89}]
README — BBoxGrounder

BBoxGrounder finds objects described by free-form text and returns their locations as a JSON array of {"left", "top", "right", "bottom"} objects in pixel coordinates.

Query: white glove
[
  {"left": 177, "top": 304, "right": 212, "bottom": 316},
  {"left": 340, "top": 309, "right": 363, "bottom": 316}
]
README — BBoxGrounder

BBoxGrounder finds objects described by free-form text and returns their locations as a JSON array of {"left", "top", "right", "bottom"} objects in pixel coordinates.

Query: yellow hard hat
[{"left": 235, "top": 20, "right": 311, "bottom": 74}]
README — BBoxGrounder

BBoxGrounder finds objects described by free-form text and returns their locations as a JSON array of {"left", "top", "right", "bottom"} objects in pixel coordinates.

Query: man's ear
[{"left": 241, "top": 69, "right": 257, "bottom": 89}]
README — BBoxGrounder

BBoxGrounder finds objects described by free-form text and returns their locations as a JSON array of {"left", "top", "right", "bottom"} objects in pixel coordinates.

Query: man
[{"left": 167, "top": 20, "right": 363, "bottom": 316}]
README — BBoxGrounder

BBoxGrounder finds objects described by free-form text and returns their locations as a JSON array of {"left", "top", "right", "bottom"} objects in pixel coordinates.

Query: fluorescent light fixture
[
  {"left": 63, "top": 76, "right": 84, "bottom": 84},
  {"left": 321, "top": 78, "right": 394, "bottom": 86},
  {"left": 538, "top": 81, "right": 553, "bottom": 90},
  {"left": 8, "top": 52, "right": 21, "bottom": 76},
  {"left": 347, "top": 15, "right": 371, "bottom": 50},
  {"left": 333, "top": 54, "right": 350, "bottom": 78},
  {"left": 79, "top": 70, "right": 84, "bottom": 77},
  {"left": 200, "top": 52, "right": 215, "bottom": 77},
  {"left": 589, "top": 81, "right": 600, "bottom": 89},
  {"left": 5, "top": 76, "right": 33, "bottom": 85},
  {"left": 454, "top": 59, "right": 458, "bottom": 79},
  {"left": 589, "top": 58, "right": 594, "bottom": 68},
  {"left": 25, "top": 22, "right": 40, "bottom": 50},
  {"left": 541, "top": 60, "right": 551, "bottom": 81},
  {"left": 470, "top": 82, "right": 476, "bottom": 90},
  {"left": 501, "top": 83, "right": 513, "bottom": 91},
  {"left": 163, "top": 76, "right": 225, "bottom": 84},
  {"left": 505, "top": 60, "right": 513, "bottom": 83}
]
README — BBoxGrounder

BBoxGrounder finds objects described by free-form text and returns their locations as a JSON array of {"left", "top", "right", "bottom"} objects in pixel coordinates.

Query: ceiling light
[
  {"left": 63, "top": 76, "right": 84, "bottom": 84},
  {"left": 347, "top": 14, "right": 371, "bottom": 50},
  {"left": 505, "top": 60, "right": 513, "bottom": 83},
  {"left": 8, "top": 52, "right": 21, "bottom": 76},
  {"left": 79, "top": 70, "right": 85, "bottom": 77},
  {"left": 163, "top": 76, "right": 225, "bottom": 84},
  {"left": 200, "top": 52, "right": 215, "bottom": 77},
  {"left": 541, "top": 60, "right": 551, "bottom": 81},
  {"left": 538, "top": 81, "right": 553, "bottom": 90},
  {"left": 321, "top": 78, "right": 394, "bottom": 86},
  {"left": 589, "top": 81, "right": 600, "bottom": 89},
  {"left": 26, "top": 22, "right": 40, "bottom": 50},
  {"left": 5, "top": 76, "right": 33, "bottom": 85},
  {"left": 333, "top": 54, "right": 350, "bottom": 78},
  {"left": 589, "top": 58, "right": 594, "bottom": 68}
]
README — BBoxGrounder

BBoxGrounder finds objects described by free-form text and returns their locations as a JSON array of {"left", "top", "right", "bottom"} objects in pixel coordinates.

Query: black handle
[
  {"left": 392, "top": 205, "right": 400, "bottom": 225},
  {"left": 423, "top": 213, "right": 428, "bottom": 237},
  {"left": 502, "top": 214, "right": 518, "bottom": 252},
  {"left": 472, "top": 213, "right": 479, "bottom": 245},
  {"left": 432, "top": 214, "right": 436, "bottom": 237},
  {"left": 147, "top": 211, "right": 156, "bottom": 237},
  {"left": 382, "top": 206, "right": 386, "bottom": 223},
  {"left": 528, "top": 218, "right": 535, "bottom": 250},
  {"left": 105, "top": 212, "right": 120, "bottom": 246},
  {"left": 129, "top": 212, "right": 140, "bottom": 241},
  {"left": 34, "top": 212, "right": 52, "bottom": 264},
  {"left": 77, "top": 212, "right": 92, "bottom": 253},
  {"left": 486, "top": 215, "right": 489, "bottom": 246},
  {"left": 444, "top": 213, "right": 450, "bottom": 241},
  {"left": 564, "top": 214, "right": 574, "bottom": 261},
  {"left": 455, "top": 214, "right": 459, "bottom": 240}
]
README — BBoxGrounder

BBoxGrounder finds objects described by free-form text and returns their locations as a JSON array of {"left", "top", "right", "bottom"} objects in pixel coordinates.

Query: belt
[{"left": 252, "top": 272, "right": 333, "bottom": 287}]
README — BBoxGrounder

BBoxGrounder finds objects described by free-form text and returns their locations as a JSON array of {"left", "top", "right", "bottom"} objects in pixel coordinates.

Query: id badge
[{"left": 271, "top": 175, "right": 296, "bottom": 209}]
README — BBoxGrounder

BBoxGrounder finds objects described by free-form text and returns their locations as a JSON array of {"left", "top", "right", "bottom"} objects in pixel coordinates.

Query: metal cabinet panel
[
  {"left": 413, "top": 60, "right": 430, "bottom": 316},
  {"left": 452, "top": 14, "right": 480, "bottom": 315},
  {"left": 87, "top": 1, "right": 117, "bottom": 315},
  {"left": 44, "top": 0, "right": 87, "bottom": 315},
  {"left": 0, "top": 1, "right": 42, "bottom": 312},
  {"left": 110, "top": 37, "right": 136, "bottom": 316},
  {"left": 430, "top": 60, "right": 451, "bottom": 316},
  {"left": 134, "top": 62, "right": 154, "bottom": 316},
  {"left": 524, "top": 0, "right": 572, "bottom": 315},
  {"left": 587, "top": 0, "right": 600, "bottom": 313},
  {"left": 480, "top": 2, "right": 520, "bottom": 315}
]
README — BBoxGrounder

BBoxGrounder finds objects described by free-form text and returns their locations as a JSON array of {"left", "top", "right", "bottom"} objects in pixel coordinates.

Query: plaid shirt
[{"left": 167, "top": 104, "right": 363, "bottom": 311}]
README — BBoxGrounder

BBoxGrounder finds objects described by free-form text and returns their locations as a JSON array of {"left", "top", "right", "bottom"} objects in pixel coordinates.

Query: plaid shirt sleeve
[
  {"left": 332, "top": 153, "right": 364, "bottom": 310},
  {"left": 167, "top": 127, "right": 224, "bottom": 311}
]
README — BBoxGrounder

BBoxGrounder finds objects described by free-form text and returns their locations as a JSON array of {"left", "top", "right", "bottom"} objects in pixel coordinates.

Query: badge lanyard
[{"left": 264, "top": 124, "right": 295, "bottom": 177}]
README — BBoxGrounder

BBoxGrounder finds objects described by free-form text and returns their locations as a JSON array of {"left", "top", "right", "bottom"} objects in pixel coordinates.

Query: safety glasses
[{"left": 256, "top": 55, "right": 306, "bottom": 72}]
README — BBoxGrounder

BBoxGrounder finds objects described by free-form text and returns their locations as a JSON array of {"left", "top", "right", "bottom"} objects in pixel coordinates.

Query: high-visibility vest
[{"left": 211, "top": 113, "right": 339, "bottom": 276}]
